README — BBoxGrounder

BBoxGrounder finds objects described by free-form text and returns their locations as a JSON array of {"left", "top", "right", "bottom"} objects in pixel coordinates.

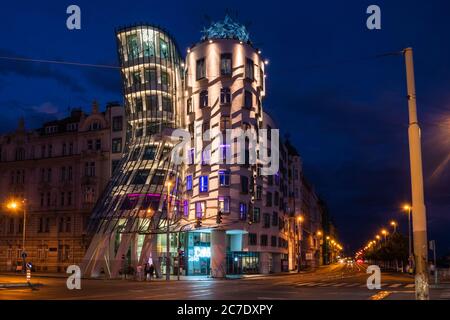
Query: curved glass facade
[{"left": 88, "top": 25, "right": 183, "bottom": 238}]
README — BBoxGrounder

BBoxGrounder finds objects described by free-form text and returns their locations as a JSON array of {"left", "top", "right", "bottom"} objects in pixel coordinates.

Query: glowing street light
[
  {"left": 390, "top": 220, "right": 398, "bottom": 233},
  {"left": 6, "top": 199, "right": 27, "bottom": 273}
]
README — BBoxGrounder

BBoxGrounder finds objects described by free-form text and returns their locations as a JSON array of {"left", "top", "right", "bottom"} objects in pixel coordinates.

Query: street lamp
[
  {"left": 381, "top": 229, "right": 388, "bottom": 242},
  {"left": 403, "top": 204, "right": 414, "bottom": 274},
  {"left": 6, "top": 199, "right": 27, "bottom": 273},
  {"left": 296, "top": 215, "right": 304, "bottom": 272},
  {"left": 390, "top": 221, "right": 398, "bottom": 233}
]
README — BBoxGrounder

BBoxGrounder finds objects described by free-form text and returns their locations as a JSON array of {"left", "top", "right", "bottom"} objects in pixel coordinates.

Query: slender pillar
[
  {"left": 404, "top": 47, "right": 429, "bottom": 300},
  {"left": 210, "top": 230, "right": 226, "bottom": 278}
]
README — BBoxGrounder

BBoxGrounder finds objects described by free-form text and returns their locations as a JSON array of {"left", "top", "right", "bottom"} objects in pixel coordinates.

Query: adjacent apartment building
[{"left": 0, "top": 102, "right": 125, "bottom": 272}]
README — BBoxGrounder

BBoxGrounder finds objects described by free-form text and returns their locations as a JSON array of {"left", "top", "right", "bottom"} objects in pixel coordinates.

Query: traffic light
[
  {"left": 195, "top": 218, "right": 202, "bottom": 229},
  {"left": 216, "top": 211, "right": 223, "bottom": 224}
]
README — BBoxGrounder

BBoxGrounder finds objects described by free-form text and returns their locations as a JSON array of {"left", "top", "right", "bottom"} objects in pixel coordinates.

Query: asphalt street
[{"left": 0, "top": 263, "right": 448, "bottom": 300}]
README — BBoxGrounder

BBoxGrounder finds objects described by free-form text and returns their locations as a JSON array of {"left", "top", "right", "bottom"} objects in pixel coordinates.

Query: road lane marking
[
  {"left": 345, "top": 283, "right": 361, "bottom": 287},
  {"left": 405, "top": 284, "right": 415, "bottom": 288},
  {"left": 332, "top": 283, "right": 348, "bottom": 287},
  {"left": 295, "top": 282, "right": 314, "bottom": 286},
  {"left": 388, "top": 283, "right": 402, "bottom": 288}
]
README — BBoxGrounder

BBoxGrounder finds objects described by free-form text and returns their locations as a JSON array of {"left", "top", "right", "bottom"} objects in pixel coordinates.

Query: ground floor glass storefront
[{"left": 226, "top": 252, "right": 259, "bottom": 274}]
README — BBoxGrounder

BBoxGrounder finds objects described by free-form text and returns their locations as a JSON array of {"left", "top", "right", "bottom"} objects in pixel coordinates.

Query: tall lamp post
[
  {"left": 166, "top": 181, "right": 173, "bottom": 281},
  {"left": 297, "top": 216, "right": 304, "bottom": 272},
  {"left": 381, "top": 229, "right": 388, "bottom": 243},
  {"left": 6, "top": 199, "right": 27, "bottom": 273},
  {"left": 404, "top": 47, "right": 429, "bottom": 300}
]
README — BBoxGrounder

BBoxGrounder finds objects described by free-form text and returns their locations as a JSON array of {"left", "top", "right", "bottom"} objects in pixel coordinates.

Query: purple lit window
[
  {"left": 195, "top": 201, "right": 206, "bottom": 219},
  {"left": 239, "top": 202, "right": 247, "bottom": 220},
  {"left": 186, "top": 175, "right": 193, "bottom": 191},
  {"left": 183, "top": 200, "right": 189, "bottom": 217},
  {"left": 199, "top": 175, "right": 208, "bottom": 193}
]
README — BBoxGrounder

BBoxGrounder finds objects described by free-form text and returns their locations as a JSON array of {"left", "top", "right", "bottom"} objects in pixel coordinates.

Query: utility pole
[
  {"left": 166, "top": 182, "right": 172, "bottom": 281},
  {"left": 404, "top": 47, "right": 429, "bottom": 300}
]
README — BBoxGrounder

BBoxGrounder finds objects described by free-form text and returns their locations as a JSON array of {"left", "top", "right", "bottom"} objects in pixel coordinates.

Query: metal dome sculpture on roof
[{"left": 201, "top": 15, "right": 250, "bottom": 42}]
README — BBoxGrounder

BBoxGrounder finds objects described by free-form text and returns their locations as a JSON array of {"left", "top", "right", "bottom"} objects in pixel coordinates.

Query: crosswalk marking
[
  {"left": 332, "top": 283, "right": 348, "bottom": 287},
  {"left": 389, "top": 283, "right": 402, "bottom": 288},
  {"left": 405, "top": 284, "right": 415, "bottom": 288},
  {"left": 346, "top": 283, "right": 360, "bottom": 287}
]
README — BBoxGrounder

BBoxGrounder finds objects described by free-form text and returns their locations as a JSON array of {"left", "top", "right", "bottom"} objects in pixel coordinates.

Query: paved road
[{"left": 0, "top": 263, "right": 448, "bottom": 300}]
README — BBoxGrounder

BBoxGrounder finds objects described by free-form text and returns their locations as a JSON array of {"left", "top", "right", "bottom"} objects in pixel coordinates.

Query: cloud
[
  {"left": 0, "top": 48, "right": 85, "bottom": 93},
  {"left": 31, "top": 102, "right": 59, "bottom": 115}
]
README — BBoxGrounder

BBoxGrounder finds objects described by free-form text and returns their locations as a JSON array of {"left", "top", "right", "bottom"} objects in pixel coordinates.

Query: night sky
[{"left": 0, "top": 0, "right": 449, "bottom": 254}]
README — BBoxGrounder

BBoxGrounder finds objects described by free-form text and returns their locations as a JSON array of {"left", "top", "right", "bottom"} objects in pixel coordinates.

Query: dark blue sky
[{"left": 1, "top": 0, "right": 449, "bottom": 253}]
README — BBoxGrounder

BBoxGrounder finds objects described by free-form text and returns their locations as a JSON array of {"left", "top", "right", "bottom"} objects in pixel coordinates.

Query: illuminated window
[
  {"left": 220, "top": 53, "right": 232, "bottom": 76},
  {"left": 186, "top": 175, "right": 193, "bottom": 191},
  {"left": 239, "top": 203, "right": 248, "bottom": 220},
  {"left": 220, "top": 87, "right": 231, "bottom": 104},
  {"left": 218, "top": 197, "right": 230, "bottom": 213},
  {"left": 183, "top": 200, "right": 189, "bottom": 217},
  {"left": 195, "top": 201, "right": 206, "bottom": 219},
  {"left": 245, "top": 58, "right": 254, "bottom": 80},
  {"left": 196, "top": 58, "right": 206, "bottom": 80},
  {"left": 199, "top": 175, "right": 208, "bottom": 193},
  {"left": 219, "top": 170, "right": 230, "bottom": 186},
  {"left": 199, "top": 90, "right": 208, "bottom": 108},
  {"left": 160, "top": 38, "right": 169, "bottom": 59}
]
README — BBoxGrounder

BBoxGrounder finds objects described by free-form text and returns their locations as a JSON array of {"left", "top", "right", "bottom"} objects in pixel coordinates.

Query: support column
[
  {"left": 211, "top": 230, "right": 226, "bottom": 278},
  {"left": 272, "top": 253, "right": 281, "bottom": 273}
]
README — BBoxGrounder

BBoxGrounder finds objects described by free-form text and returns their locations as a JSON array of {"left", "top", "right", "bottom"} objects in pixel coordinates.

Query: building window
[
  {"left": 218, "top": 170, "right": 230, "bottom": 187},
  {"left": 239, "top": 203, "right": 248, "bottom": 220},
  {"left": 199, "top": 90, "right": 208, "bottom": 108},
  {"left": 186, "top": 175, "right": 193, "bottom": 191},
  {"left": 48, "top": 144, "right": 52, "bottom": 157},
  {"left": 95, "top": 139, "right": 101, "bottom": 151},
  {"left": 112, "top": 138, "right": 122, "bottom": 153},
  {"left": 240, "top": 176, "right": 249, "bottom": 194},
  {"left": 69, "top": 142, "right": 74, "bottom": 155},
  {"left": 112, "top": 116, "right": 123, "bottom": 131},
  {"left": 89, "top": 121, "right": 101, "bottom": 131},
  {"left": 196, "top": 58, "right": 206, "bottom": 80},
  {"left": 199, "top": 175, "right": 208, "bottom": 193},
  {"left": 126, "top": 34, "right": 139, "bottom": 60},
  {"left": 260, "top": 235, "right": 268, "bottom": 246},
  {"left": 134, "top": 97, "right": 143, "bottom": 113},
  {"left": 60, "top": 192, "right": 65, "bottom": 206},
  {"left": 67, "top": 192, "right": 72, "bottom": 206},
  {"left": 220, "top": 53, "right": 232, "bottom": 76},
  {"left": 132, "top": 169, "right": 150, "bottom": 185},
  {"left": 40, "top": 193, "right": 44, "bottom": 207},
  {"left": 183, "top": 200, "right": 189, "bottom": 217},
  {"left": 248, "top": 233, "right": 257, "bottom": 246},
  {"left": 162, "top": 97, "right": 173, "bottom": 113},
  {"left": 143, "top": 145, "right": 157, "bottom": 160},
  {"left": 218, "top": 197, "right": 230, "bottom": 214},
  {"left": 84, "top": 187, "right": 95, "bottom": 203},
  {"left": 132, "top": 71, "right": 141, "bottom": 86},
  {"left": 195, "top": 201, "right": 206, "bottom": 219},
  {"left": 220, "top": 87, "right": 231, "bottom": 104},
  {"left": 150, "top": 170, "right": 165, "bottom": 186},
  {"left": 271, "top": 236, "right": 277, "bottom": 247},
  {"left": 263, "top": 213, "right": 270, "bottom": 228},
  {"left": 272, "top": 212, "right": 278, "bottom": 226},
  {"left": 274, "top": 191, "right": 279, "bottom": 206},
  {"left": 244, "top": 90, "right": 253, "bottom": 109},
  {"left": 187, "top": 97, "right": 193, "bottom": 114},
  {"left": 112, "top": 160, "right": 120, "bottom": 175},
  {"left": 245, "top": 58, "right": 254, "bottom": 80},
  {"left": 220, "top": 116, "right": 231, "bottom": 132},
  {"left": 87, "top": 140, "right": 93, "bottom": 150},
  {"left": 144, "top": 68, "right": 157, "bottom": 86},
  {"left": 160, "top": 38, "right": 169, "bottom": 59},
  {"left": 266, "top": 191, "right": 272, "bottom": 207},
  {"left": 256, "top": 186, "right": 262, "bottom": 200},
  {"left": 253, "top": 207, "right": 261, "bottom": 223},
  {"left": 84, "top": 162, "right": 95, "bottom": 177},
  {"left": 47, "top": 168, "right": 52, "bottom": 182}
]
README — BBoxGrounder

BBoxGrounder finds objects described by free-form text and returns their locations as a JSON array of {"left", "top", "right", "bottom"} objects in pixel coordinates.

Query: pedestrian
[
  {"left": 136, "top": 265, "right": 143, "bottom": 281},
  {"left": 149, "top": 263, "right": 155, "bottom": 280},
  {"left": 144, "top": 262, "right": 150, "bottom": 281}
]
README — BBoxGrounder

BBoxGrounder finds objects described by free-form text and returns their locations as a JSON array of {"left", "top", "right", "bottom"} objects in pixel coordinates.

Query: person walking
[
  {"left": 144, "top": 262, "right": 150, "bottom": 281},
  {"left": 149, "top": 263, "right": 155, "bottom": 280}
]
